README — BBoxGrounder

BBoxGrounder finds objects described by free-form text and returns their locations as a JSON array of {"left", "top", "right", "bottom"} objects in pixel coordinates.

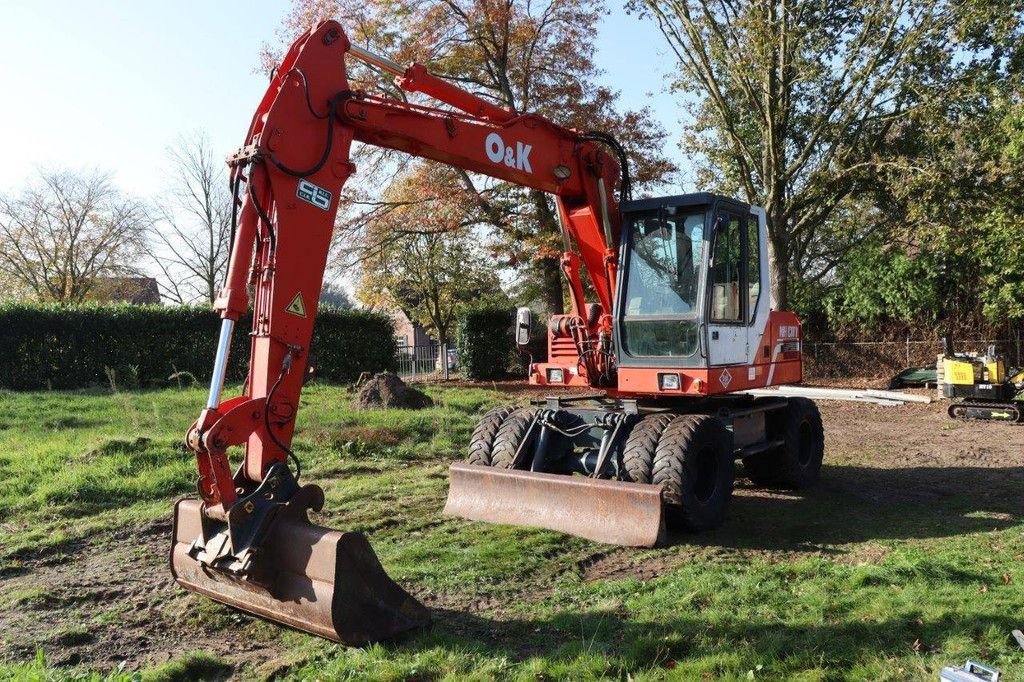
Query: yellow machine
[{"left": 940, "top": 337, "right": 1024, "bottom": 422}]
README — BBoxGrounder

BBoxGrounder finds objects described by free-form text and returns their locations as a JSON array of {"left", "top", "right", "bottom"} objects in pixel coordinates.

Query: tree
[
  {"left": 319, "top": 281, "right": 356, "bottom": 309},
  {"left": 355, "top": 163, "right": 506, "bottom": 348},
  {"left": 639, "top": 0, "right": 986, "bottom": 310},
  {"left": 0, "top": 169, "right": 148, "bottom": 303},
  {"left": 271, "top": 0, "right": 675, "bottom": 315},
  {"left": 147, "top": 133, "right": 232, "bottom": 304},
  {"left": 823, "top": 7, "right": 1023, "bottom": 336}
]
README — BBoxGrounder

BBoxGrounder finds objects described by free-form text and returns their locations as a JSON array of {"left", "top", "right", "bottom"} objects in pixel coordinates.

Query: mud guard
[
  {"left": 170, "top": 490, "right": 429, "bottom": 644},
  {"left": 443, "top": 462, "right": 666, "bottom": 547}
]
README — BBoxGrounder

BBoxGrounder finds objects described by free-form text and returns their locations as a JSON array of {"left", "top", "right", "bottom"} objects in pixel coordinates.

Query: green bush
[
  {"left": 0, "top": 303, "right": 396, "bottom": 390},
  {"left": 456, "top": 306, "right": 516, "bottom": 380}
]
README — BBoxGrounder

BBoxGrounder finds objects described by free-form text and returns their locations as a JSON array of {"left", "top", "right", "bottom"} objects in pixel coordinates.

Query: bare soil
[
  {"left": 0, "top": 519, "right": 292, "bottom": 676},
  {"left": 353, "top": 372, "right": 433, "bottom": 410},
  {"left": 1, "top": 384, "right": 1020, "bottom": 677}
]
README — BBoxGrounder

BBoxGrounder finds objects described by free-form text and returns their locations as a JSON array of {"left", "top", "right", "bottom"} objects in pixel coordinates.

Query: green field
[{"left": 0, "top": 383, "right": 1022, "bottom": 681}]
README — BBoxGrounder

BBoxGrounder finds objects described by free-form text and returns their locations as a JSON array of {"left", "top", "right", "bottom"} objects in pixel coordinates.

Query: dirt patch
[
  {"left": 331, "top": 426, "right": 406, "bottom": 446},
  {"left": 577, "top": 549, "right": 681, "bottom": 583},
  {"left": 0, "top": 519, "right": 288, "bottom": 676},
  {"left": 354, "top": 373, "right": 433, "bottom": 410}
]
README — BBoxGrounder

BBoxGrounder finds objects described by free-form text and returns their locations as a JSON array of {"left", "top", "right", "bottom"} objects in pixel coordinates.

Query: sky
[{"left": 0, "top": 0, "right": 688, "bottom": 198}]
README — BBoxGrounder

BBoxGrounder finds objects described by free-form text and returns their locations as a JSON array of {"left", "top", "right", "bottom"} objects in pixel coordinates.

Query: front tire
[
  {"left": 621, "top": 413, "right": 675, "bottom": 484},
  {"left": 743, "top": 397, "right": 824, "bottom": 488},
  {"left": 489, "top": 408, "right": 538, "bottom": 469},
  {"left": 467, "top": 406, "right": 515, "bottom": 466},
  {"left": 652, "top": 415, "right": 734, "bottom": 532}
]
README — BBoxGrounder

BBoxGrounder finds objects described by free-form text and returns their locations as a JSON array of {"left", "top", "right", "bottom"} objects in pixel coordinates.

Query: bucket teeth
[
  {"left": 444, "top": 462, "right": 666, "bottom": 547},
  {"left": 170, "top": 490, "right": 429, "bottom": 644}
]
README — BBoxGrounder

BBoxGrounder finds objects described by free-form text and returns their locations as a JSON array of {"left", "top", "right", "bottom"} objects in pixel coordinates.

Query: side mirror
[{"left": 515, "top": 307, "right": 533, "bottom": 347}]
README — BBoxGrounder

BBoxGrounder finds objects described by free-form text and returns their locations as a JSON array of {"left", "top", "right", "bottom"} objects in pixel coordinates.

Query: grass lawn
[{"left": 0, "top": 382, "right": 1022, "bottom": 681}]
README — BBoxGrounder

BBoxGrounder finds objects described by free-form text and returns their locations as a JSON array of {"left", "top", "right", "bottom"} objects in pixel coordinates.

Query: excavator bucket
[
  {"left": 170, "top": 491, "right": 429, "bottom": 644},
  {"left": 443, "top": 462, "right": 666, "bottom": 547}
]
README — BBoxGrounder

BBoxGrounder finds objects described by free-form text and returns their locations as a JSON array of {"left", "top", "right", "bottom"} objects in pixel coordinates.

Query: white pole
[{"left": 206, "top": 318, "right": 235, "bottom": 409}]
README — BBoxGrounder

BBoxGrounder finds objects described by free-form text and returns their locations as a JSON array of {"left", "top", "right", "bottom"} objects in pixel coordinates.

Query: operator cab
[{"left": 614, "top": 193, "right": 770, "bottom": 371}]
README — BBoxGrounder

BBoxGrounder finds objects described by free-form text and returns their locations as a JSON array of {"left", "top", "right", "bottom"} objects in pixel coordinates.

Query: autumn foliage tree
[
  {"left": 356, "top": 163, "right": 505, "bottom": 348},
  {"left": 270, "top": 0, "right": 676, "bottom": 315}
]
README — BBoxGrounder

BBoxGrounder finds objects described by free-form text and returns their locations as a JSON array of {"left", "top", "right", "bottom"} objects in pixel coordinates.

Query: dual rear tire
[
  {"left": 466, "top": 405, "right": 536, "bottom": 470},
  {"left": 622, "top": 413, "right": 734, "bottom": 531},
  {"left": 467, "top": 406, "right": 515, "bottom": 466}
]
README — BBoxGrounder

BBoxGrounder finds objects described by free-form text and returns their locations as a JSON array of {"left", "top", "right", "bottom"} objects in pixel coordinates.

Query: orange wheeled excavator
[{"left": 171, "top": 20, "right": 824, "bottom": 644}]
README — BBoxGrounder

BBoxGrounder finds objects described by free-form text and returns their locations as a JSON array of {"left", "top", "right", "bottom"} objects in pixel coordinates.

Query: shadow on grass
[
  {"left": 358, "top": 606, "right": 1021, "bottom": 678},
  {"left": 687, "top": 464, "right": 1024, "bottom": 552}
]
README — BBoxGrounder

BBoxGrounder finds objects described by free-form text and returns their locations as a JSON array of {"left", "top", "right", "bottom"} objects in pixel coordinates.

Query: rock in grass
[{"left": 353, "top": 372, "right": 433, "bottom": 410}]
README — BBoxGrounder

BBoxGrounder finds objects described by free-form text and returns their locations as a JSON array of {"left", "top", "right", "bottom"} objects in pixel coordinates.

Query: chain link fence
[{"left": 804, "top": 334, "right": 1024, "bottom": 380}]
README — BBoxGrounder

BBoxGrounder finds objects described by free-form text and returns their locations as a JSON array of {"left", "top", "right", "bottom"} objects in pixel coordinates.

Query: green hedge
[
  {"left": 457, "top": 306, "right": 517, "bottom": 380},
  {"left": 0, "top": 303, "right": 396, "bottom": 390}
]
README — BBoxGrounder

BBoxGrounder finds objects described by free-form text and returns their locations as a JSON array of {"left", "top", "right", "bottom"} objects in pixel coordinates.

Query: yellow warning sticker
[{"left": 285, "top": 292, "right": 306, "bottom": 318}]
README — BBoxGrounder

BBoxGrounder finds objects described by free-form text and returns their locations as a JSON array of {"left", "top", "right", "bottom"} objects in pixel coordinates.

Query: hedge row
[
  {"left": 456, "top": 306, "right": 518, "bottom": 380},
  {"left": 0, "top": 303, "right": 396, "bottom": 390}
]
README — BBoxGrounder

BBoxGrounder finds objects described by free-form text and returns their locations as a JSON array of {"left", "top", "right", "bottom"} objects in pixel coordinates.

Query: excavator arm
[{"left": 173, "top": 19, "right": 624, "bottom": 644}]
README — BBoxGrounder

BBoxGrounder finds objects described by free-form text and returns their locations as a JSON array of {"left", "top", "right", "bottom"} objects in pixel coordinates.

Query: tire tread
[
  {"left": 622, "top": 413, "right": 675, "bottom": 484},
  {"left": 652, "top": 414, "right": 734, "bottom": 531},
  {"left": 490, "top": 408, "right": 538, "bottom": 469},
  {"left": 467, "top": 406, "right": 515, "bottom": 466}
]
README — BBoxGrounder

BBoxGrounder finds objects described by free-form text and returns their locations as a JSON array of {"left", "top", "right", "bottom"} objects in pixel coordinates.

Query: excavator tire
[
  {"left": 467, "top": 406, "right": 516, "bottom": 466},
  {"left": 621, "top": 413, "right": 675, "bottom": 484},
  {"left": 744, "top": 397, "right": 824, "bottom": 489},
  {"left": 652, "top": 414, "right": 734, "bottom": 532},
  {"left": 490, "top": 408, "right": 539, "bottom": 469}
]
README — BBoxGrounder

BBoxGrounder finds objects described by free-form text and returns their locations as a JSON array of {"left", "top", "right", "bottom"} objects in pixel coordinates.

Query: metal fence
[
  {"left": 804, "top": 334, "right": 1023, "bottom": 379},
  {"left": 396, "top": 343, "right": 452, "bottom": 382}
]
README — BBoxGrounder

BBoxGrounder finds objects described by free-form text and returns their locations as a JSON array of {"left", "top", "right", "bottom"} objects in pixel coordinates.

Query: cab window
[
  {"left": 710, "top": 214, "right": 743, "bottom": 322},
  {"left": 620, "top": 210, "right": 705, "bottom": 357},
  {"left": 747, "top": 217, "right": 760, "bottom": 323}
]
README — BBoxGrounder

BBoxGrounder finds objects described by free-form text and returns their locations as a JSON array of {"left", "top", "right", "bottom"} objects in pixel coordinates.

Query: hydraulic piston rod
[{"left": 206, "top": 318, "right": 234, "bottom": 409}]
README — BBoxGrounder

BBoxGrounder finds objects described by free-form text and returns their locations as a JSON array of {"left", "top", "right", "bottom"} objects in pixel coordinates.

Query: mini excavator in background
[
  {"left": 940, "top": 336, "right": 1024, "bottom": 422},
  {"left": 171, "top": 20, "right": 825, "bottom": 644}
]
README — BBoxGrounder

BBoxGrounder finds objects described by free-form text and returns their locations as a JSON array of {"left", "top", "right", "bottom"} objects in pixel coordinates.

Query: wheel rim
[
  {"left": 797, "top": 421, "right": 814, "bottom": 467},
  {"left": 693, "top": 446, "right": 719, "bottom": 502}
]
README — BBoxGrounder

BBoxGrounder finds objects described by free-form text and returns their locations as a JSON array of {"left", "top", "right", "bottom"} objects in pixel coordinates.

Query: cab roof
[{"left": 621, "top": 192, "right": 751, "bottom": 215}]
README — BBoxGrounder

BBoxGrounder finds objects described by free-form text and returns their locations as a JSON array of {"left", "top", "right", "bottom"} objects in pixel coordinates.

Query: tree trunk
[
  {"left": 531, "top": 191, "right": 565, "bottom": 316},
  {"left": 541, "top": 258, "right": 564, "bottom": 316},
  {"left": 766, "top": 210, "right": 789, "bottom": 312}
]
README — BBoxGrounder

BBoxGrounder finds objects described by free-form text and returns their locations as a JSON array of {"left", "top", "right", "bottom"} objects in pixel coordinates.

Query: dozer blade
[
  {"left": 170, "top": 494, "right": 429, "bottom": 644},
  {"left": 443, "top": 462, "right": 666, "bottom": 547}
]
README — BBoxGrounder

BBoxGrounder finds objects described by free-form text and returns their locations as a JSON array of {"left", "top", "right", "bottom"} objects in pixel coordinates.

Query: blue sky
[{"left": 0, "top": 0, "right": 687, "bottom": 197}]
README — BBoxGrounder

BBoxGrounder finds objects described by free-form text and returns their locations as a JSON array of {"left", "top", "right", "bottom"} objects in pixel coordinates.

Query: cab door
[
  {"left": 706, "top": 210, "right": 748, "bottom": 366},
  {"left": 746, "top": 208, "right": 770, "bottom": 362}
]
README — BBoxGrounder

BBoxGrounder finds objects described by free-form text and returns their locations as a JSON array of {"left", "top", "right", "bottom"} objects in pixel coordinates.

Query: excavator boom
[{"left": 172, "top": 19, "right": 631, "bottom": 643}]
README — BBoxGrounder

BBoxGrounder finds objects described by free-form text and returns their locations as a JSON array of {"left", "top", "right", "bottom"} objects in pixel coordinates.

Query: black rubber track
[
  {"left": 466, "top": 406, "right": 516, "bottom": 466},
  {"left": 652, "top": 414, "right": 734, "bottom": 532},
  {"left": 947, "top": 400, "right": 1023, "bottom": 423},
  {"left": 743, "top": 397, "right": 824, "bottom": 489},
  {"left": 621, "top": 413, "right": 675, "bottom": 484},
  {"left": 490, "top": 408, "right": 539, "bottom": 469}
]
